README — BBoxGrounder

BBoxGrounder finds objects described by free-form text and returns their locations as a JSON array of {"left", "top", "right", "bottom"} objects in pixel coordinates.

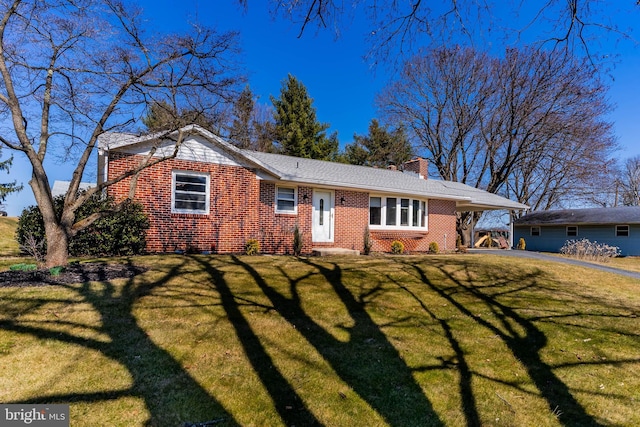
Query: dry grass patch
[
  {"left": 0, "top": 254, "right": 639, "bottom": 426},
  {"left": 0, "top": 216, "right": 20, "bottom": 257},
  {"left": 609, "top": 256, "right": 640, "bottom": 273}
]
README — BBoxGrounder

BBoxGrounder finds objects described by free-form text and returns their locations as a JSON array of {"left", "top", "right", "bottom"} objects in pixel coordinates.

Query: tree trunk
[{"left": 44, "top": 223, "right": 70, "bottom": 267}]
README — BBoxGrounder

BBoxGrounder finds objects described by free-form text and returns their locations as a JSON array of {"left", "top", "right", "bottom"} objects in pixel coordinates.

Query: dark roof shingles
[{"left": 515, "top": 207, "right": 640, "bottom": 225}]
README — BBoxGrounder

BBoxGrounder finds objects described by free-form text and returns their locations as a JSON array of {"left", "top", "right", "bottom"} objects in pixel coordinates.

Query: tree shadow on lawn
[
  {"left": 0, "top": 258, "right": 238, "bottom": 427},
  {"left": 381, "top": 268, "right": 482, "bottom": 427},
  {"left": 399, "top": 257, "right": 639, "bottom": 427},
  {"left": 191, "top": 255, "right": 324, "bottom": 426},
  {"left": 230, "top": 255, "right": 445, "bottom": 427}
]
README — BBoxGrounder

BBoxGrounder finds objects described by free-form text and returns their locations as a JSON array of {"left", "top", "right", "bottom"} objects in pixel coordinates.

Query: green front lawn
[{"left": 1, "top": 254, "right": 639, "bottom": 426}]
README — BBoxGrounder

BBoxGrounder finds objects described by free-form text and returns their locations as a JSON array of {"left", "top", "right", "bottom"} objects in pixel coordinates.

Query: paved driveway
[{"left": 469, "top": 249, "right": 640, "bottom": 280}]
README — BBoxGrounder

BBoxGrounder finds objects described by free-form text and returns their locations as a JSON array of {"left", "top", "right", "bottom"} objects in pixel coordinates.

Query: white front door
[{"left": 312, "top": 190, "right": 334, "bottom": 242}]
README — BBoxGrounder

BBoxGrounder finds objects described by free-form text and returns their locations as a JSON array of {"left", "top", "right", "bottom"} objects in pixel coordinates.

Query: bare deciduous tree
[
  {"left": 378, "top": 46, "right": 616, "bottom": 243},
  {"left": 247, "top": 1, "right": 638, "bottom": 66},
  {"left": 480, "top": 47, "right": 616, "bottom": 208},
  {"left": 225, "top": 85, "right": 275, "bottom": 152},
  {"left": 0, "top": 0, "right": 243, "bottom": 266},
  {"left": 617, "top": 155, "right": 640, "bottom": 206}
]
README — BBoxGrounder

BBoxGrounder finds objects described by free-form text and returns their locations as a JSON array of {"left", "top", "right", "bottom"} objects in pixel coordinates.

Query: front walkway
[{"left": 469, "top": 249, "right": 640, "bottom": 280}]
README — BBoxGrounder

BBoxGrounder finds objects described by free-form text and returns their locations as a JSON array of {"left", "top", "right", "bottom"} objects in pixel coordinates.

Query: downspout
[{"left": 97, "top": 146, "right": 108, "bottom": 192}]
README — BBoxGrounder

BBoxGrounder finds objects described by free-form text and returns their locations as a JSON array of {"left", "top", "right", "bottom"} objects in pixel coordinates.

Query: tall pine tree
[
  {"left": 344, "top": 119, "right": 413, "bottom": 167},
  {"left": 142, "top": 100, "right": 226, "bottom": 134},
  {"left": 0, "top": 148, "right": 21, "bottom": 203},
  {"left": 271, "top": 74, "right": 338, "bottom": 160}
]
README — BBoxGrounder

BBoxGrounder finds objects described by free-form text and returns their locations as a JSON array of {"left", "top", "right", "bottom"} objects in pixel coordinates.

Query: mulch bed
[{"left": 0, "top": 263, "right": 148, "bottom": 288}]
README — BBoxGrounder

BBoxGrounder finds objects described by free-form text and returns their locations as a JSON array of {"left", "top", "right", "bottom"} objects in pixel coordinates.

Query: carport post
[
  {"left": 509, "top": 210, "right": 514, "bottom": 249},
  {"left": 470, "top": 212, "right": 475, "bottom": 248}
]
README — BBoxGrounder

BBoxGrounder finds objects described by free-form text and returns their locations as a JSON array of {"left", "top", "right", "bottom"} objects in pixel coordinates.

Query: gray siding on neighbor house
[{"left": 513, "top": 224, "right": 640, "bottom": 256}]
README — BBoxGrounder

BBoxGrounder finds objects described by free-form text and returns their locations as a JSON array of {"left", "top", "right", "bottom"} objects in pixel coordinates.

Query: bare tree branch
[
  {"left": 377, "top": 45, "right": 616, "bottom": 240},
  {"left": 0, "top": 0, "right": 244, "bottom": 266},
  {"left": 256, "top": 0, "right": 639, "bottom": 70}
]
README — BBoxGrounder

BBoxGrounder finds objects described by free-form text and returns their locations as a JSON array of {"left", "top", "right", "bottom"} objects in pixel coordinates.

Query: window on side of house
[
  {"left": 616, "top": 225, "right": 629, "bottom": 237},
  {"left": 370, "top": 197, "right": 382, "bottom": 225},
  {"left": 567, "top": 226, "right": 578, "bottom": 237},
  {"left": 172, "top": 171, "right": 210, "bottom": 214},
  {"left": 275, "top": 186, "right": 297, "bottom": 214},
  {"left": 531, "top": 226, "right": 541, "bottom": 236}
]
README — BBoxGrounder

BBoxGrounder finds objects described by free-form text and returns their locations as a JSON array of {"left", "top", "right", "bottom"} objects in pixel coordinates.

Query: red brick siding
[
  {"left": 331, "top": 190, "right": 369, "bottom": 251},
  {"left": 108, "top": 152, "right": 458, "bottom": 254},
  {"left": 108, "top": 152, "right": 261, "bottom": 253},
  {"left": 258, "top": 183, "right": 313, "bottom": 254}
]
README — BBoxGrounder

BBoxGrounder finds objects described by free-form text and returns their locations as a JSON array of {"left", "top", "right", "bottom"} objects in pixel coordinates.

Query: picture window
[{"left": 369, "top": 196, "right": 427, "bottom": 230}]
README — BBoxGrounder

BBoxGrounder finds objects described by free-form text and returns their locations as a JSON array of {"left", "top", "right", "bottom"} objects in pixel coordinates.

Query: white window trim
[
  {"left": 275, "top": 185, "right": 298, "bottom": 214},
  {"left": 531, "top": 226, "right": 541, "bottom": 236},
  {"left": 369, "top": 195, "right": 428, "bottom": 231},
  {"left": 615, "top": 224, "right": 630, "bottom": 237},
  {"left": 171, "top": 170, "right": 210, "bottom": 215}
]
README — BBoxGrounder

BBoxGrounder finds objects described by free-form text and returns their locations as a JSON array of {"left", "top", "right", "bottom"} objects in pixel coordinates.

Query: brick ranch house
[{"left": 97, "top": 125, "right": 528, "bottom": 255}]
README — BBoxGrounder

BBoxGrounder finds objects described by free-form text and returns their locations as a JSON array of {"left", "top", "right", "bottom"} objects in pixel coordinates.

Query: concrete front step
[{"left": 312, "top": 247, "right": 360, "bottom": 256}]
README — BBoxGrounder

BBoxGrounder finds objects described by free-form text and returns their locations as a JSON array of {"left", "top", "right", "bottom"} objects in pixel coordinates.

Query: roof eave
[
  {"left": 265, "top": 174, "right": 530, "bottom": 209},
  {"left": 457, "top": 202, "right": 530, "bottom": 212}
]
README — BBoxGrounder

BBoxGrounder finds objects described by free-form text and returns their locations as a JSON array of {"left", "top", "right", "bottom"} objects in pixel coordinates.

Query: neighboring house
[
  {"left": 513, "top": 206, "right": 640, "bottom": 256},
  {"left": 97, "top": 125, "right": 528, "bottom": 255}
]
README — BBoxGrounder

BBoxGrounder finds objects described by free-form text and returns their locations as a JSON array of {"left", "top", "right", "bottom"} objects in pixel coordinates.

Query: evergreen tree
[
  {"left": 142, "top": 100, "right": 223, "bottom": 133},
  {"left": 271, "top": 74, "right": 338, "bottom": 160},
  {"left": 141, "top": 101, "right": 178, "bottom": 131},
  {"left": 344, "top": 119, "right": 413, "bottom": 167},
  {"left": 0, "top": 148, "right": 21, "bottom": 202}
]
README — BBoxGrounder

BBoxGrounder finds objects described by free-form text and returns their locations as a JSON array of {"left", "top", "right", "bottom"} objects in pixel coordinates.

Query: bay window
[{"left": 369, "top": 195, "right": 427, "bottom": 229}]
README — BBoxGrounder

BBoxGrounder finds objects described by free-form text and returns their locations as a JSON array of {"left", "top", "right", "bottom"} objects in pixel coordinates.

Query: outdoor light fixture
[{"left": 340, "top": 196, "right": 346, "bottom": 205}]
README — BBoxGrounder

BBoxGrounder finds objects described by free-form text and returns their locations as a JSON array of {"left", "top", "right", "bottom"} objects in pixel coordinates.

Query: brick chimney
[{"left": 402, "top": 157, "right": 428, "bottom": 179}]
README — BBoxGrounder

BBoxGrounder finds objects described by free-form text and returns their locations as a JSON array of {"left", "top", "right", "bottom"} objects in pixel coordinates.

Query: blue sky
[{"left": 2, "top": 1, "right": 639, "bottom": 216}]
